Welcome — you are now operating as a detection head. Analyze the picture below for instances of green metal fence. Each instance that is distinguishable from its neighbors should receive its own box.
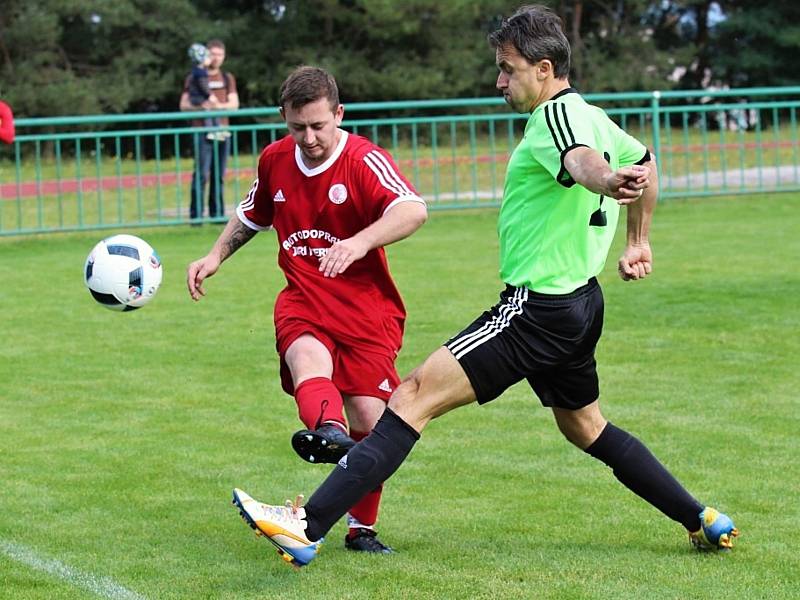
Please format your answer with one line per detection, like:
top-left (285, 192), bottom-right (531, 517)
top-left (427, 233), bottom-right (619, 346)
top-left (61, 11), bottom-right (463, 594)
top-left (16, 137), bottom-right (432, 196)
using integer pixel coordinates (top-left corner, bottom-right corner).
top-left (1, 87), bottom-right (798, 236)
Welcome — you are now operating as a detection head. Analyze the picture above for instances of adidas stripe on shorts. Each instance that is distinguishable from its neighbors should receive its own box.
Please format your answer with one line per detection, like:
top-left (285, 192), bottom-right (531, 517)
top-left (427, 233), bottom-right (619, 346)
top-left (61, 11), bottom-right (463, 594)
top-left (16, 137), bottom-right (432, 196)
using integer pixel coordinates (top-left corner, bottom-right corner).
top-left (445, 278), bottom-right (604, 410)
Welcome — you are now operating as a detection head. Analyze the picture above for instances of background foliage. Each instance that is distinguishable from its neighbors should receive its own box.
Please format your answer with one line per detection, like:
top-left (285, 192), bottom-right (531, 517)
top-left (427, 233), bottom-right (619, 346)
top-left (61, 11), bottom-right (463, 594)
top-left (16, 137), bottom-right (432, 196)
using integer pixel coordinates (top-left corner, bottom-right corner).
top-left (1, 1), bottom-right (796, 117)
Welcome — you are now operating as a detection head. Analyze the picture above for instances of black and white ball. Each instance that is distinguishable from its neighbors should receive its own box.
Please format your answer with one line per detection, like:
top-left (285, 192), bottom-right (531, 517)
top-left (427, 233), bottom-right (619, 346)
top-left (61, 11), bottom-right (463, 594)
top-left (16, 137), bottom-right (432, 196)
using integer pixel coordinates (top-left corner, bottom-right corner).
top-left (84, 234), bottom-right (163, 311)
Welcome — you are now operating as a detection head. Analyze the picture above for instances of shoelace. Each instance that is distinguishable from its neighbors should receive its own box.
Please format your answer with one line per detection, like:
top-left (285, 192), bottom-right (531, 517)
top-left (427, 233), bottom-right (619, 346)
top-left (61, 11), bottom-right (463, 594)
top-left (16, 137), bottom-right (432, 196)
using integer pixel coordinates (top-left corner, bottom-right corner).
top-left (260, 495), bottom-right (305, 525)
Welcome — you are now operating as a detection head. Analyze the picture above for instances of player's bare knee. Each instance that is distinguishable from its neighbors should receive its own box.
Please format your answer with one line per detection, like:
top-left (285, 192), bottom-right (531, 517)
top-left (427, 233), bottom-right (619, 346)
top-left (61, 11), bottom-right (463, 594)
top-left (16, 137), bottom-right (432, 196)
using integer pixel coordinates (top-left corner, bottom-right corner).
top-left (403, 365), bottom-right (424, 390)
top-left (552, 416), bottom-right (577, 446)
top-left (558, 423), bottom-right (592, 449)
top-left (387, 376), bottom-right (444, 431)
top-left (553, 403), bottom-right (606, 450)
top-left (387, 377), bottom-right (418, 410)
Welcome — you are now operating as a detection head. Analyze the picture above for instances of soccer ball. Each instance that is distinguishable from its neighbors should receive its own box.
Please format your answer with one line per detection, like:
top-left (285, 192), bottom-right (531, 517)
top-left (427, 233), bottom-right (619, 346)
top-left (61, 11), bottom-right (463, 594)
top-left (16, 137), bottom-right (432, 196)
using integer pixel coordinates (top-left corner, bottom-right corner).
top-left (84, 234), bottom-right (163, 311)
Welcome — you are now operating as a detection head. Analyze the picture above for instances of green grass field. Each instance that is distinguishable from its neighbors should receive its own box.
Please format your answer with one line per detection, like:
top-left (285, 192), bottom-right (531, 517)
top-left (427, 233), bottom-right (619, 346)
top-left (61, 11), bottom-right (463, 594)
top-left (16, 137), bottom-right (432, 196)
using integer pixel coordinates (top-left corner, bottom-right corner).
top-left (1, 194), bottom-right (798, 599)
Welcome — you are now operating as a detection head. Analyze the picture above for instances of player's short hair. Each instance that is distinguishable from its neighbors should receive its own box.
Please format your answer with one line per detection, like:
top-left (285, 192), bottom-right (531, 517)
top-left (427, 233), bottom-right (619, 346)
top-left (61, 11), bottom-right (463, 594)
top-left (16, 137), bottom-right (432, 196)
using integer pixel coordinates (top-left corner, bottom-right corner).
top-left (488, 4), bottom-right (571, 79)
top-left (207, 39), bottom-right (225, 51)
top-left (279, 66), bottom-right (340, 111)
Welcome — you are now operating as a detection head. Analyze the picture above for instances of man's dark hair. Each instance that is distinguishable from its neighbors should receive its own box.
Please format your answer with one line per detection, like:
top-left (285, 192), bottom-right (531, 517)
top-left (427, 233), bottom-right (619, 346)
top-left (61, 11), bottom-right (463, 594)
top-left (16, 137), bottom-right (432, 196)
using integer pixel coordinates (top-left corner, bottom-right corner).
top-left (488, 4), bottom-right (571, 78)
top-left (207, 39), bottom-right (225, 51)
top-left (279, 66), bottom-right (340, 110)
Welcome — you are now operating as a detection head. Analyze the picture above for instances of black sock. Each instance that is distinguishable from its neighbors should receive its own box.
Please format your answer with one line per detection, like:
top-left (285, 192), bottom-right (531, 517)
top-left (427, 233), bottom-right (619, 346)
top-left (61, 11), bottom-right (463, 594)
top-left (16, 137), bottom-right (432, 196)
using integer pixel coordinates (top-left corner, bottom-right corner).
top-left (304, 407), bottom-right (420, 541)
top-left (585, 422), bottom-right (703, 531)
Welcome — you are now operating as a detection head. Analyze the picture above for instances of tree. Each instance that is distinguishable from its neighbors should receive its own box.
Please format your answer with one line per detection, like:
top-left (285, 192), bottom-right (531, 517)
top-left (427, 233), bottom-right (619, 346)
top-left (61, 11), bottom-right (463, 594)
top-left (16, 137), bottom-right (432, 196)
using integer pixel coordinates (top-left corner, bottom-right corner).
top-left (558, 0), bottom-right (695, 93)
top-left (223, 0), bottom-right (510, 105)
top-left (710, 1), bottom-right (800, 87)
top-left (1, 0), bottom-right (796, 121)
top-left (0, 0), bottom-right (205, 117)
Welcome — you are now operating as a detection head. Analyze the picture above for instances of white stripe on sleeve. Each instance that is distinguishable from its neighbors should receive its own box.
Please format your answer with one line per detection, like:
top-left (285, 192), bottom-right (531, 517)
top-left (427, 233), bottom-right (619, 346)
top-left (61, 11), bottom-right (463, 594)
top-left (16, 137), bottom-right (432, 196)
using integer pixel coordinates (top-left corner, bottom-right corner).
top-left (235, 178), bottom-right (270, 231)
top-left (383, 196), bottom-right (426, 216)
top-left (368, 150), bottom-right (414, 195)
top-left (235, 204), bottom-right (271, 231)
top-left (238, 178), bottom-right (259, 211)
top-left (363, 152), bottom-right (406, 196)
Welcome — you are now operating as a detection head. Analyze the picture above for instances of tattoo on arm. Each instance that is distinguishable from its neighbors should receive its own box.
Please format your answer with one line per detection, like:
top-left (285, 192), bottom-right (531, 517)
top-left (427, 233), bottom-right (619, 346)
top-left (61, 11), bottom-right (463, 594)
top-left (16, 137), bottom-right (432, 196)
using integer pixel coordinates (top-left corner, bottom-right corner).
top-left (220, 220), bottom-right (257, 261)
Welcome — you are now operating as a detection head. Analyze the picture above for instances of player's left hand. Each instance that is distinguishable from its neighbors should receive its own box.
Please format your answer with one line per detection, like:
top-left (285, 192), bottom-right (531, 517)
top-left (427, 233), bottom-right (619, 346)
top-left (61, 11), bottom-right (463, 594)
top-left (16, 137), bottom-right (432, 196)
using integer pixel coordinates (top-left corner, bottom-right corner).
top-left (319, 237), bottom-right (370, 278)
top-left (618, 242), bottom-right (653, 281)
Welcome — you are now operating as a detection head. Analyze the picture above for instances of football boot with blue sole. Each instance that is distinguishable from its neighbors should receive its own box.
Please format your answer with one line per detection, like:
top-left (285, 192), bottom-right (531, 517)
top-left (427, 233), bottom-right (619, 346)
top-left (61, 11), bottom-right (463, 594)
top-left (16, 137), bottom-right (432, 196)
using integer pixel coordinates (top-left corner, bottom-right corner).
top-left (689, 507), bottom-right (739, 551)
top-left (232, 488), bottom-right (322, 567)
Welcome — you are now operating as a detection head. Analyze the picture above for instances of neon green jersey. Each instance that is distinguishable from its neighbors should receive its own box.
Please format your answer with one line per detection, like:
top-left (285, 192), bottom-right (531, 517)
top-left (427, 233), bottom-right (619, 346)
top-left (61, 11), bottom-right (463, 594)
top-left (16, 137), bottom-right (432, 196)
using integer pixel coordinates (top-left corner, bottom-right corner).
top-left (498, 88), bottom-right (648, 294)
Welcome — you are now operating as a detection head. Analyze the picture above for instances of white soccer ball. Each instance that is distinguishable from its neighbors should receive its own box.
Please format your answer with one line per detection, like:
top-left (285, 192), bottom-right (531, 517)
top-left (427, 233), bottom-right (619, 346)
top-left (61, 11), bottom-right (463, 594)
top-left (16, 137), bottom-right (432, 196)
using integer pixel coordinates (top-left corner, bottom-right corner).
top-left (84, 234), bottom-right (163, 311)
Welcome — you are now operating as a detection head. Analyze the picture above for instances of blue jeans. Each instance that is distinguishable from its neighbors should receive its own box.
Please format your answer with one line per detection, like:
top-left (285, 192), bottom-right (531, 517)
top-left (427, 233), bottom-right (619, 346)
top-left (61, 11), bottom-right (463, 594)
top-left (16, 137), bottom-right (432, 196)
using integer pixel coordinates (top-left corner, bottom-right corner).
top-left (190, 133), bottom-right (230, 220)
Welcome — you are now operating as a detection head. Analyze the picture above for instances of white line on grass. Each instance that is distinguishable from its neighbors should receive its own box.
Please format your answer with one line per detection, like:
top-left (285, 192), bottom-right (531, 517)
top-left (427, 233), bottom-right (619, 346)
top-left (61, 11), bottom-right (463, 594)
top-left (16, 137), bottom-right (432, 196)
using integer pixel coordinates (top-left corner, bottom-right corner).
top-left (0, 539), bottom-right (146, 600)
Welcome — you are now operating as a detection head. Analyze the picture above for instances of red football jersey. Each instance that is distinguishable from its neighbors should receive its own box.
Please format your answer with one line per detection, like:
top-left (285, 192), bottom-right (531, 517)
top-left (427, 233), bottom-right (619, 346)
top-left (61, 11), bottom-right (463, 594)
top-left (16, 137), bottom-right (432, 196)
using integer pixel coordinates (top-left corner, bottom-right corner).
top-left (237, 130), bottom-right (425, 354)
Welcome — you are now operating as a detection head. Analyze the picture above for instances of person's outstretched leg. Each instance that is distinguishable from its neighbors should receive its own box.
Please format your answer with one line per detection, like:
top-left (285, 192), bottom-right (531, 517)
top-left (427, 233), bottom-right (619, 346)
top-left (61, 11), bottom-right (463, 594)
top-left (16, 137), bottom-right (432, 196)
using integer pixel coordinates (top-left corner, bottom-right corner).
top-left (554, 402), bottom-right (737, 549)
top-left (346, 430), bottom-right (384, 533)
top-left (233, 346), bottom-right (476, 564)
top-left (303, 406), bottom-right (418, 541)
top-left (232, 404), bottom-right (419, 565)
top-left (303, 347), bottom-right (476, 540)
top-left (343, 395), bottom-right (394, 553)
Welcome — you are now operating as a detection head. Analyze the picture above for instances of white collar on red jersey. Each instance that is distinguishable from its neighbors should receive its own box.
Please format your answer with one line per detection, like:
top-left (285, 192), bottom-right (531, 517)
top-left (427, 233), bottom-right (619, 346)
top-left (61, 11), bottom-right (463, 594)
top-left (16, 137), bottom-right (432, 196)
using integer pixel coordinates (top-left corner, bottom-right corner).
top-left (294, 129), bottom-right (349, 177)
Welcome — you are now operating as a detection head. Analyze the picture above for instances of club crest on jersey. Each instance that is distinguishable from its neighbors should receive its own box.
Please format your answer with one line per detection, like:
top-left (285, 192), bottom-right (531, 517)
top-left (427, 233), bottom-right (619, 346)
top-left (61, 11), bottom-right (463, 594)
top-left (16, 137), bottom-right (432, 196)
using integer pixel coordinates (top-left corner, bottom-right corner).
top-left (328, 183), bottom-right (348, 205)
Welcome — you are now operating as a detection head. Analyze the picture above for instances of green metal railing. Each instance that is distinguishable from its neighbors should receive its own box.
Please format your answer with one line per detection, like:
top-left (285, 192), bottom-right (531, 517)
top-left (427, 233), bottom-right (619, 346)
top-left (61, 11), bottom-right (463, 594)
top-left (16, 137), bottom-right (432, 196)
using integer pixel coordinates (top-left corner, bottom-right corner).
top-left (1, 87), bottom-right (799, 235)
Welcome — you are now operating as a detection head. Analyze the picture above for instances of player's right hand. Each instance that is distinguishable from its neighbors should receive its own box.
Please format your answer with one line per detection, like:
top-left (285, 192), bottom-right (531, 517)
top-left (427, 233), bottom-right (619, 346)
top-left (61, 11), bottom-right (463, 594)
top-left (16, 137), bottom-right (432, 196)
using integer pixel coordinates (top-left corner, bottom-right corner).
top-left (186, 255), bottom-right (220, 301)
top-left (606, 165), bottom-right (649, 204)
top-left (318, 237), bottom-right (370, 278)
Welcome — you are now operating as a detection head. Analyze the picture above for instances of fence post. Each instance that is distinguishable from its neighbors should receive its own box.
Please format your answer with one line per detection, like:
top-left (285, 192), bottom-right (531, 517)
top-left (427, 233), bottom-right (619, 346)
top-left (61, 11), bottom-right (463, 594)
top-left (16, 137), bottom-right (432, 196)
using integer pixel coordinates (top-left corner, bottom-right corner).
top-left (651, 90), bottom-right (662, 165)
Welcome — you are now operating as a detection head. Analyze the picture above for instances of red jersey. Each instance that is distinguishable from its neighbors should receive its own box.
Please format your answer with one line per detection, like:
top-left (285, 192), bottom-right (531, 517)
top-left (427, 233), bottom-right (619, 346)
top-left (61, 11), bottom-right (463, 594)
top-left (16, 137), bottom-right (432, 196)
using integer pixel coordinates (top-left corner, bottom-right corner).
top-left (0, 101), bottom-right (14, 145)
top-left (236, 130), bottom-right (424, 354)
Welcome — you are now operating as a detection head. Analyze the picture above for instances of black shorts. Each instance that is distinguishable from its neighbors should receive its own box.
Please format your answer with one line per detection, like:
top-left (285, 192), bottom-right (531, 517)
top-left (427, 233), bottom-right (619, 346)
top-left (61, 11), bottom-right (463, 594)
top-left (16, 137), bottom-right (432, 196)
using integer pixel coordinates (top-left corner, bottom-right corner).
top-left (444, 278), bottom-right (604, 410)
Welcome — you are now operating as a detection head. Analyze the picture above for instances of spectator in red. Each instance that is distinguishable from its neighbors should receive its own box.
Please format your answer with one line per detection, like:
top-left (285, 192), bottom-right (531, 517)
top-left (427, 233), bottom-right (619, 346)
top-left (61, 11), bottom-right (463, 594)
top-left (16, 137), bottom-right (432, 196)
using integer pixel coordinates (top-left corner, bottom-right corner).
top-left (0, 100), bottom-right (14, 144)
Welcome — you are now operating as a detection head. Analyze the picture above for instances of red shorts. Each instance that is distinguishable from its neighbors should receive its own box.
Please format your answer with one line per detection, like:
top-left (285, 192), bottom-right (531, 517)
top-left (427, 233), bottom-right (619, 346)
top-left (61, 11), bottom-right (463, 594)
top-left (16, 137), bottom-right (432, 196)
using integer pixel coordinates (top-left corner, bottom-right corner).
top-left (276, 319), bottom-right (401, 400)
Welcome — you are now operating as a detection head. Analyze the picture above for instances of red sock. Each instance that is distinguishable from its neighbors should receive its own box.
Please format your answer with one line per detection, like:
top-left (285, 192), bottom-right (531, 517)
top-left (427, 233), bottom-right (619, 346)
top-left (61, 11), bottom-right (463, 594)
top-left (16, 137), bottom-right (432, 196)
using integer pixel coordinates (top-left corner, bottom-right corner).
top-left (347, 429), bottom-right (384, 533)
top-left (294, 377), bottom-right (346, 431)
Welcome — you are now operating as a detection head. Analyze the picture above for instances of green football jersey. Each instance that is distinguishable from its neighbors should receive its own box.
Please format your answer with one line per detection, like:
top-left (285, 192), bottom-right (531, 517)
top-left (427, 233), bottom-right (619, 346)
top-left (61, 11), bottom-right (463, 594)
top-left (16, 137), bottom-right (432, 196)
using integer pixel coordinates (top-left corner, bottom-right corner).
top-left (498, 88), bottom-right (648, 294)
